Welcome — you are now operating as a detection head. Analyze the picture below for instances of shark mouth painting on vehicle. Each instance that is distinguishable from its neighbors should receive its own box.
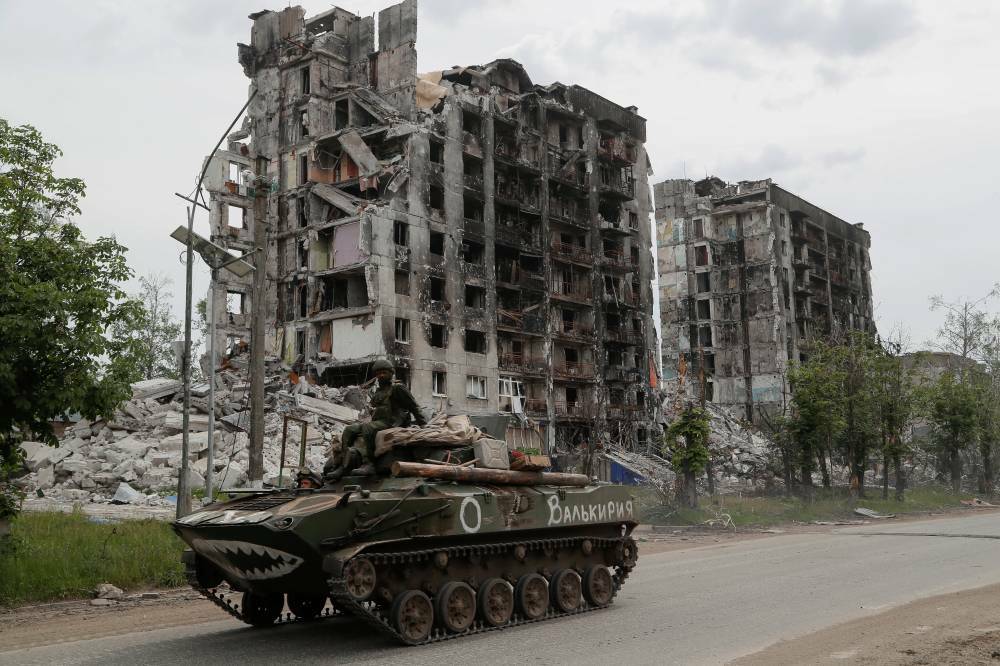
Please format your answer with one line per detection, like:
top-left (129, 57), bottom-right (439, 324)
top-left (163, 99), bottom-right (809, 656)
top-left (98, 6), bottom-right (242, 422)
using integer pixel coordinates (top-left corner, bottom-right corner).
top-left (193, 538), bottom-right (304, 580)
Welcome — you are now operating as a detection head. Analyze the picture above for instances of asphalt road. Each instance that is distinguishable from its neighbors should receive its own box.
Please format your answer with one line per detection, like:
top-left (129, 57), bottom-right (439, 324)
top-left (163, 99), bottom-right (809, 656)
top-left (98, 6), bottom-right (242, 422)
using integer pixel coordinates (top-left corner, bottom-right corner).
top-left (3, 512), bottom-right (1000, 666)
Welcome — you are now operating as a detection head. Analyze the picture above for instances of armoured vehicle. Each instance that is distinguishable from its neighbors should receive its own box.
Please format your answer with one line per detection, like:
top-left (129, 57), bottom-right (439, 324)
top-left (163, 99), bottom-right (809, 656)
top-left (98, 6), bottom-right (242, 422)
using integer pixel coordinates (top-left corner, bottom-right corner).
top-left (174, 459), bottom-right (638, 644)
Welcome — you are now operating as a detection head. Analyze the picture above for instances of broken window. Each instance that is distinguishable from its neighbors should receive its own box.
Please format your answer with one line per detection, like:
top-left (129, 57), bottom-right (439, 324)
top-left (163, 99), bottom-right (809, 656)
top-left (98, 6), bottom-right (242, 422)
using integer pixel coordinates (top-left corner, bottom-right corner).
top-left (699, 325), bottom-right (713, 348)
top-left (227, 205), bottom-right (246, 229)
top-left (564, 347), bottom-right (579, 364)
top-left (697, 299), bottom-right (711, 319)
top-left (430, 276), bottom-right (446, 301)
top-left (393, 220), bottom-right (408, 246)
top-left (466, 375), bottom-right (487, 400)
top-left (429, 139), bottom-right (444, 164)
top-left (779, 212), bottom-right (786, 228)
top-left (781, 240), bottom-right (787, 256)
top-left (693, 219), bottom-right (704, 239)
top-left (298, 154), bottom-right (308, 186)
top-left (297, 200), bottom-right (307, 228)
top-left (696, 272), bottom-right (711, 293)
top-left (334, 99), bottom-right (349, 130)
top-left (630, 246), bottom-right (640, 266)
top-left (300, 111), bottom-right (309, 139)
top-left (226, 291), bottom-right (245, 315)
top-left (464, 330), bottom-right (487, 354)
top-left (629, 211), bottom-right (639, 230)
top-left (432, 371), bottom-right (447, 396)
top-left (694, 245), bottom-right (709, 267)
top-left (300, 66), bottom-right (310, 95)
top-left (429, 231), bottom-right (445, 256)
top-left (462, 110), bottom-right (481, 136)
top-left (395, 318), bottom-right (410, 343)
top-left (429, 323), bottom-right (446, 348)
top-left (395, 270), bottom-right (410, 295)
top-left (465, 284), bottom-right (486, 309)
top-left (228, 162), bottom-right (242, 184)
top-left (463, 197), bottom-right (483, 222)
top-left (462, 240), bottom-right (484, 265)
top-left (429, 185), bottom-right (445, 215)
top-left (498, 376), bottom-right (525, 412)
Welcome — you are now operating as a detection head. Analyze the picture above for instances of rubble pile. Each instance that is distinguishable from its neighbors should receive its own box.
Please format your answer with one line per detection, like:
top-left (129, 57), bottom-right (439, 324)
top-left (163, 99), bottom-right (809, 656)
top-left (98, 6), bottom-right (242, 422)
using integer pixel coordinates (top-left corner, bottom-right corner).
top-left (13, 360), bottom-right (369, 508)
top-left (661, 397), bottom-right (776, 491)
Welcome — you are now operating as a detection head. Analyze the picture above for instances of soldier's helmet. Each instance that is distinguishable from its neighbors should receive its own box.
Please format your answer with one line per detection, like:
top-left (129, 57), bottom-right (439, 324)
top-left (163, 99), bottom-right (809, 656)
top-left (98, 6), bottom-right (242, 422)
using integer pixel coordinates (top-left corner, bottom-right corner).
top-left (372, 358), bottom-right (394, 374)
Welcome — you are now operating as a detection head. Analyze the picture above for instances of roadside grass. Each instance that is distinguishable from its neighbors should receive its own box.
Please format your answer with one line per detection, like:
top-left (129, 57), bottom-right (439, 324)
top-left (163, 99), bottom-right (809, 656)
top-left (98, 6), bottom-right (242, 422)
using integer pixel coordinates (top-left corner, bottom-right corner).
top-left (0, 510), bottom-right (186, 607)
top-left (636, 485), bottom-right (972, 528)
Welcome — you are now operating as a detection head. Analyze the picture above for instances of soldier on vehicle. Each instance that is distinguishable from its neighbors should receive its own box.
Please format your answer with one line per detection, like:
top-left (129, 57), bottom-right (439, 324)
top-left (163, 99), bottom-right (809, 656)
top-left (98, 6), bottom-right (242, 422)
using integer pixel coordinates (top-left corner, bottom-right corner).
top-left (324, 358), bottom-right (426, 481)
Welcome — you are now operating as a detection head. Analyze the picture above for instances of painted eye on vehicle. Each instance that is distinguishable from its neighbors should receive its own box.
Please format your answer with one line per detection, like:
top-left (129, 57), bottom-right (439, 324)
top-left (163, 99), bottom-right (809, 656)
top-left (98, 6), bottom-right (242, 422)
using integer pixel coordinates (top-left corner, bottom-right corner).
top-left (272, 517), bottom-right (294, 530)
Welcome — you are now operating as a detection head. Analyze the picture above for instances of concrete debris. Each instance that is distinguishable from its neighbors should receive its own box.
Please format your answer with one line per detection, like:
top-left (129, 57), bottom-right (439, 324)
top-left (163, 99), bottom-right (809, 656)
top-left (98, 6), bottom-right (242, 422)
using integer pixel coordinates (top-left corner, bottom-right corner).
top-left (854, 507), bottom-right (896, 519)
top-left (95, 583), bottom-right (125, 600)
top-left (89, 598), bottom-right (115, 607)
top-left (13, 350), bottom-right (377, 510)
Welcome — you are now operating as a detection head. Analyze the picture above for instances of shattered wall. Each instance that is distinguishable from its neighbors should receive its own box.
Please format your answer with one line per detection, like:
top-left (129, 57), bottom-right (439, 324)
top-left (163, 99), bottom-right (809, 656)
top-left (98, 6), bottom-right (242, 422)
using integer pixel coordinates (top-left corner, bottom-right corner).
top-left (205, 1), bottom-right (657, 462)
top-left (654, 177), bottom-right (875, 423)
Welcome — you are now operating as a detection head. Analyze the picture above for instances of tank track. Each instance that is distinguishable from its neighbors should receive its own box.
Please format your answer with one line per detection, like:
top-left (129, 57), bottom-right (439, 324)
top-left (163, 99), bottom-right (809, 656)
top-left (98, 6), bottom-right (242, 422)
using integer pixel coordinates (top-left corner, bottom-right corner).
top-left (184, 562), bottom-right (343, 626)
top-left (327, 535), bottom-right (636, 645)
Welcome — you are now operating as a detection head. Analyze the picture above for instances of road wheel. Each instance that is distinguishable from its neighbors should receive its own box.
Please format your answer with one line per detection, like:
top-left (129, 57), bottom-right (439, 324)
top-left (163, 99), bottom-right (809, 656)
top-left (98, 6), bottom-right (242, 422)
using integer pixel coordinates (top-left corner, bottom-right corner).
top-left (435, 581), bottom-right (476, 633)
top-left (287, 594), bottom-right (326, 620)
top-left (550, 569), bottom-right (582, 613)
top-left (241, 592), bottom-right (283, 627)
top-left (478, 578), bottom-right (514, 627)
top-left (515, 573), bottom-right (548, 620)
top-left (343, 557), bottom-right (377, 601)
top-left (583, 565), bottom-right (614, 606)
top-left (391, 590), bottom-right (434, 644)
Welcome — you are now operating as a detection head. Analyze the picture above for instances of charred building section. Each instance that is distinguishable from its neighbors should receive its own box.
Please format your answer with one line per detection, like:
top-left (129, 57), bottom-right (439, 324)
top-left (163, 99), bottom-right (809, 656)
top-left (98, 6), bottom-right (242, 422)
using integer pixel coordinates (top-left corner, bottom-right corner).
top-left (202, 1), bottom-right (656, 463)
top-left (655, 177), bottom-right (874, 423)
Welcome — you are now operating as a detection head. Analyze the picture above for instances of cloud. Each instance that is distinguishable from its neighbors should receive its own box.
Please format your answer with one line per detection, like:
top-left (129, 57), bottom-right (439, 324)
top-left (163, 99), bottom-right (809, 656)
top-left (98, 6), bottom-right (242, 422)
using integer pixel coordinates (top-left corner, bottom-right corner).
top-left (715, 145), bottom-right (805, 180)
top-left (820, 148), bottom-right (866, 168)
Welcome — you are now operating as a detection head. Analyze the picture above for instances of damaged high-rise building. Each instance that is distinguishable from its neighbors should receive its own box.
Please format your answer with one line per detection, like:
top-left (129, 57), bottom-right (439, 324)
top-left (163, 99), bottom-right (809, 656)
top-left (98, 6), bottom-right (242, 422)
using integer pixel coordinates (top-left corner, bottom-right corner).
top-left (655, 177), bottom-right (874, 422)
top-left (199, 1), bottom-right (657, 465)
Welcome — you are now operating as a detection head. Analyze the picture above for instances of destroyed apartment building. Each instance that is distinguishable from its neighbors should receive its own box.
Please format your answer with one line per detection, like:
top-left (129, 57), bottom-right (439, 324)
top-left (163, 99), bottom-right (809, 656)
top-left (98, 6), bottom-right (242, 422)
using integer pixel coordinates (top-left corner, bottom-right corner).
top-left (200, 0), bottom-right (657, 460)
top-left (655, 177), bottom-right (875, 423)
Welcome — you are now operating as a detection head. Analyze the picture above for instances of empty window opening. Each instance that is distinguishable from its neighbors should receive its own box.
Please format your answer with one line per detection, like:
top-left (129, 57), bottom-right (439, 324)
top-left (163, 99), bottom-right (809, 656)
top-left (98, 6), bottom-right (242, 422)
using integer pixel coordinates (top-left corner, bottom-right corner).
top-left (630, 246), bottom-right (640, 266)
top-left (629, 211), bottom-right (639, 230)
top-left (696, 272), bottom-right (711, 293)
top-left (318, 274), bottom-right (368, 311)
top-left (297, 200), bottom-right (308, 228)
top-left (699, 325), bottom-right (713, 348)
top-left (462, 240), bottom-right (484, 265)
top-left (226, 291), bottom-right (245, 315)
top-left (558, 124), bottom-right (568, 145)
top-left (697, 299), bottom-right (711, 319)
top-left (430, 323), bottom-right (446, 348)
top-left (693, 219), bottom-right (704, 239)
top-left (395, 270), bottom-right (410, 296)
top-left (463, 197), bottom-right (483, 221)
top-left (564, 347), bottom-right (579, 364)
top-left (462, 110), bottom-right (481, 135)
top-left (300, 67), bottom-right (310, 95)
top-left (432, 371), bottom-right (447, 396)
top-left (429, 139), bottom-right (444, 164)
top-left (463, 154), bottom-right (482, 178)
top-left (429, 231), bottom-right (445, 256)
top-left (393, 220), bottom-right (408, 246)
top-left (695, 245), bottom-right (709, 266)
top-left (334, 98), bottom-right (349, 130)
top-left (395, 318), bottom-right (410, 343)
top-left (430, 276), bottom-right (446, 301)
top-left (227, 205), bottom-right (246, 229)
top-left (298, 283), bottom-right (308, 319)
top-left (608, 349), bottom-right (623, 366)
top-left (466, 374), bottom-right (487, 399)
top-left (228, 162), bottom-right (242, 184)
top-left (300, 111), bottom-right (309, 138)
top-left (429, 185), bottom-right (445, 214)
top-left (298, 154), bottom-right (308, 186)
top-left (465, 284), bottom-right (486, 309)
top-left (565, 386), bottom-right (578, 404)
top-left (465, 330), bottom-right (487, 354)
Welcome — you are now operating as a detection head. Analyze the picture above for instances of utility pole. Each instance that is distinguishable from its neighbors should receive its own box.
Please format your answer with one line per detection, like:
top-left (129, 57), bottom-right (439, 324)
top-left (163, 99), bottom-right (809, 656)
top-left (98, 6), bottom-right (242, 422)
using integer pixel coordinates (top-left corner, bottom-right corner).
top-left (205, 268), bottom-right (217, 501)
top-left (248, 178), bottom-right (267, 485)
top-left (177, 205), bottom-right (196, 519)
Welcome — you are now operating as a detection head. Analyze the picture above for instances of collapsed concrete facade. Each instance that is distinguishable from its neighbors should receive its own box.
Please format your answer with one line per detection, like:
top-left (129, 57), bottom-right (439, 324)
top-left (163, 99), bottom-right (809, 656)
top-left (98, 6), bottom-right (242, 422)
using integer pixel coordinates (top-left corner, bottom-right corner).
top-left (201, 1), bottom-right (657, 466)
top-left (655, 177), bottom-right (874, 422)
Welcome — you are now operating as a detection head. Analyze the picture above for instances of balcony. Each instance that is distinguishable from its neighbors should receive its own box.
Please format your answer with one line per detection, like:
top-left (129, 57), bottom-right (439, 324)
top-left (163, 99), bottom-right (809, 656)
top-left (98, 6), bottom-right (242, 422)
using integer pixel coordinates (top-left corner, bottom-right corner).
top-left (598, 215), bottom-right (630, 235)
top-left (598, 168), bottom-right (634, 199)
top-left (554, 320), bottom-right (595, 342)
top-left (606, 404), bottom-right (642, 420)
top-left (551, 281), bottom-right (592, 304)
top-left (497, 310), bottom-right (546, 336)
top-left (554, 401), bottom-right (596, 419)
top-left (548, 198), bottom-right (589, 230)
top-left (600, 249), bottom-right (631, 272)
top-left (523, 399), bottom-right (548, 417)
top-left (551, 241), bottom-right (593, 265)
top-left (602, 289), bottom-right (640, 308)
top-left (462, 217), bottom-right (485, 240)
top-left (605, 328), bottom-right (644, 346)
top-left (553, 361), bottom-right (594, 380)
top-left (598, 136), bottom-right (637, 165)
top-left (498, 352), bottom-right (546, 376)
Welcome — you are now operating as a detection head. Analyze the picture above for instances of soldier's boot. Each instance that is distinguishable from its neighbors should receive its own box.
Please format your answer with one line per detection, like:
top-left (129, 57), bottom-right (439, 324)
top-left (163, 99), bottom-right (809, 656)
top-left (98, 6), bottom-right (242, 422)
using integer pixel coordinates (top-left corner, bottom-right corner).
top-left (350, 460), bottom-right (376, 476)
top-left (324, 449), bottom-right (361, 483)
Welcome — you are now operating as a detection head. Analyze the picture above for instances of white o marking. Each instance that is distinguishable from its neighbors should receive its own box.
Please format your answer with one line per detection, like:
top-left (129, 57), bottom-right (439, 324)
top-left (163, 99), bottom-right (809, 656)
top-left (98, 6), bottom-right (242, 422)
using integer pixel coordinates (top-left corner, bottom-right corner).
top-left (459, 496), bottom-right (482, 533)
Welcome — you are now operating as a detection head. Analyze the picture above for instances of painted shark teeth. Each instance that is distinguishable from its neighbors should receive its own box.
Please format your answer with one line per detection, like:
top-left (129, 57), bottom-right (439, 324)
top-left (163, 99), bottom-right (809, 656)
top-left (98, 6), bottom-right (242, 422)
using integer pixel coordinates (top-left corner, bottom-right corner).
top-left (191, 538), bottom-right (304, 580)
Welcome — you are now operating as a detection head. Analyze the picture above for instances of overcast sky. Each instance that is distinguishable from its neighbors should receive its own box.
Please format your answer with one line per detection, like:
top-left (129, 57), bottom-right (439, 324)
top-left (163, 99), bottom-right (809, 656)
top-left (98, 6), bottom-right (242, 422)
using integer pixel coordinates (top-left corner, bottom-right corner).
top-left (2, 0), bottom-right (998, 349)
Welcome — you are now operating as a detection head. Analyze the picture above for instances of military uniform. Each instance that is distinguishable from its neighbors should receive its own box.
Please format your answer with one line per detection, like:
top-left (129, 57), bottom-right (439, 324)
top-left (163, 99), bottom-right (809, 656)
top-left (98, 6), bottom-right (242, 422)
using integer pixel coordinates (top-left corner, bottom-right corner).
top-left (341, 381), bottom-right (426, 465)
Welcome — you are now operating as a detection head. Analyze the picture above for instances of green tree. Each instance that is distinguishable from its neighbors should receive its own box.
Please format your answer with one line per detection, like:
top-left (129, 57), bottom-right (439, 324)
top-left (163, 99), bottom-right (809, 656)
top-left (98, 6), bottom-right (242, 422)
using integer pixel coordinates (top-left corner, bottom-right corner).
top-left (871, 337), bottom-right (917, 501)
top-left (928, 371), bottom-right (979, 493)
top-left (788, 340), bottom-right (846, 498)
top-left (0, 119), bottom-right (142, 517)
top-left (113, 273), bottom-right (182, 380)
top-left (663, 405), bottom-right (710, 508)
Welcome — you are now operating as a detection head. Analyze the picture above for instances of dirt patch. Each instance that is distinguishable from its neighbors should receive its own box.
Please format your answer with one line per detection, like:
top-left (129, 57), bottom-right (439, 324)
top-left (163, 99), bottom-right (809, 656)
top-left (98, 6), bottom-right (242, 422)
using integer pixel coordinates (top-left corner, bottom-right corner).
top-left (736, 583), bottom-right (1000, 665)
